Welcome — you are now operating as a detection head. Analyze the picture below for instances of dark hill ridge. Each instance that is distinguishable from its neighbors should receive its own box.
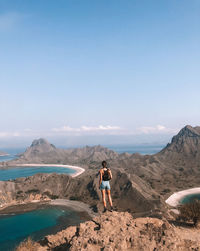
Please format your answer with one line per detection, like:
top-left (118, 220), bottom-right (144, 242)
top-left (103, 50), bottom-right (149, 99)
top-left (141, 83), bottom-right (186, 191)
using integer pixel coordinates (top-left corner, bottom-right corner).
top-left (31, 138), bottom-right (56, 149)
top-left (157, 125), bottom-right (200, 162)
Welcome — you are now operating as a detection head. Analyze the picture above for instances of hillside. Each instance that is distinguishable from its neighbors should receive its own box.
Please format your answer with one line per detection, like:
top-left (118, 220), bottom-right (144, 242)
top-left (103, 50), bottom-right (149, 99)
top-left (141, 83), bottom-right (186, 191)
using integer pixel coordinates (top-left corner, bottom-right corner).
top-left (1, 125), bottom-right (200, 212)
top-left (158, 125), bottom-right (200, 163)
top-left (2, 139), bottom-right (118, 167)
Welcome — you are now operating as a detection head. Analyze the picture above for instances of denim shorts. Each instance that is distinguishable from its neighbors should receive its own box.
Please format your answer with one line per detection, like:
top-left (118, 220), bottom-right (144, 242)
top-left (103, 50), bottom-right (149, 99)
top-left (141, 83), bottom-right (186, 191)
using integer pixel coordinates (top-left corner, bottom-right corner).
top-left (100, 180), bottom-right (110, 190)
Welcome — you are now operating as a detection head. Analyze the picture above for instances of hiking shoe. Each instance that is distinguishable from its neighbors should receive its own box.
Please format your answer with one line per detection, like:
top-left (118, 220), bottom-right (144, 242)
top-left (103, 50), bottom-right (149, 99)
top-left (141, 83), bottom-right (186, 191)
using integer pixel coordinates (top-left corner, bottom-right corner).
top-left (110, 206), bottom-right (114, 212)
top-left (103, 207), bottom-right (107, 213)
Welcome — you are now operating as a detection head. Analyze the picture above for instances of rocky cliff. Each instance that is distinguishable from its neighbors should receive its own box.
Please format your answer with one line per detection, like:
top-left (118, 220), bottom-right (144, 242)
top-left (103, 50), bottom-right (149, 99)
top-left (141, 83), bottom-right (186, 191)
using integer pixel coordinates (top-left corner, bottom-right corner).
top-left (17, 211), bottom-right (200, 251)
top-left (158, 125), bottom-right (200, 162)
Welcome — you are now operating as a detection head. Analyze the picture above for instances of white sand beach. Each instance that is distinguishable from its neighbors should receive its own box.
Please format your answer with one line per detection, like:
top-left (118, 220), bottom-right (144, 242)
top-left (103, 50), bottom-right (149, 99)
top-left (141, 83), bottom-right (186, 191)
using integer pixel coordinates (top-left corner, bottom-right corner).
top-left (50, 199), bottom-right (98, 218)
top-left (165, 187), bottom-right (200, 207)
top-left (15, 164), bottom-right (85, 178)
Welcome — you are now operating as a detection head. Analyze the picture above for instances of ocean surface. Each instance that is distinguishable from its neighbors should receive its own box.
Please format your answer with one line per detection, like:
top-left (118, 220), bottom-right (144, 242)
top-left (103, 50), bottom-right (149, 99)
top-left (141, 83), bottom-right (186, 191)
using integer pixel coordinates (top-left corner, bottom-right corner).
top-left (0, 165), bottom-right (76, 181)
top-left (107, 144), bottom-right (165, 154)
top-left (0, 205), bottom-right (86, 251)
top-left (180, 194), bottom-right (200, 204)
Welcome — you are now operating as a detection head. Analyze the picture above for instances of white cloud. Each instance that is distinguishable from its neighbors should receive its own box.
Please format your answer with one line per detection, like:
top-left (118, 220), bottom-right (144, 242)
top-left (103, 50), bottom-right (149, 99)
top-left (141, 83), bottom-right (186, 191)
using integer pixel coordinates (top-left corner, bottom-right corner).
top-left (81, 125), bottom-right (121, 131)
top-left (136, 125), bottom-right (178, 135)
top-left (0, 131), bottom-right (20, 137)
top-left (52, 125), bottom-right (121, 134)
top-left (0, 125), bottom-right (178, 139)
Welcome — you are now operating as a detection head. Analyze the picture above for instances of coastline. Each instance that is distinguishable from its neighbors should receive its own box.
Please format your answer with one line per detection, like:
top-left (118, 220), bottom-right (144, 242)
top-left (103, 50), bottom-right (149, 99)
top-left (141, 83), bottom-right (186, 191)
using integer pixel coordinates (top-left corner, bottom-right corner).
top-left (165, 187), bottom-right (200, 207)
top-left (0, 199), bottom-right (97, 219)
top-left (49, 199), bottom-right (98, 218)
top-left (14, 164), bottom-right (85, 178)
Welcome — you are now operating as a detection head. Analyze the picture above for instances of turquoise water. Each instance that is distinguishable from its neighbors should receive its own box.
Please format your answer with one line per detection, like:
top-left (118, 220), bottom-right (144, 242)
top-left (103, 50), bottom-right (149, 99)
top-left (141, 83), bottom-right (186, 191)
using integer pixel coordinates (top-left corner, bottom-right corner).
top-left (0, 166), bottom-right (76, 181)
top-left (181, 194), bottom-right (200, 204)
top-left (0, 206), bottom-right (84, 251)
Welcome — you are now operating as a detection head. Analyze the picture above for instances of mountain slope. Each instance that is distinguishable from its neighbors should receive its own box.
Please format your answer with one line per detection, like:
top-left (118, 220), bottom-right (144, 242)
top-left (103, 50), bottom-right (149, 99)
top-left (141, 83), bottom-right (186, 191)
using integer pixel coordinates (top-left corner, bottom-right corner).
top-left (5, 139), bottom-right (118, 166)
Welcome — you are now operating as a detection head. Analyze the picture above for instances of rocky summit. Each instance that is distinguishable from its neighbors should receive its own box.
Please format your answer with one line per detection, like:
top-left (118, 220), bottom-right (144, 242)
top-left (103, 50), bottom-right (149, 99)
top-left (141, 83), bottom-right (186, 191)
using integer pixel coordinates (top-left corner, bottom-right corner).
top-left (18, 211), bottom-right (200, 251)
top-left (158, 125), bottom-right (200, 161)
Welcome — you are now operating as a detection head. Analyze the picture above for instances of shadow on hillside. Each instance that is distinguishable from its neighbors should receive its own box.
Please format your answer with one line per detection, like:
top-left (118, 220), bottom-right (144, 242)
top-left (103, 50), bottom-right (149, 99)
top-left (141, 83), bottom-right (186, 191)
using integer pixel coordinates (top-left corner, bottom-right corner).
top-left (169, 220), bottom-right (194, 228)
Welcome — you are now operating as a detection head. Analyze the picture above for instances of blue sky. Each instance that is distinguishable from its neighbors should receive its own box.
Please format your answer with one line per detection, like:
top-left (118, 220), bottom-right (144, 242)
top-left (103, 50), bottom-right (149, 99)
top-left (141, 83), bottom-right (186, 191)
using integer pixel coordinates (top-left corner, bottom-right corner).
top-left (0, 0), bottom-right (200, 147)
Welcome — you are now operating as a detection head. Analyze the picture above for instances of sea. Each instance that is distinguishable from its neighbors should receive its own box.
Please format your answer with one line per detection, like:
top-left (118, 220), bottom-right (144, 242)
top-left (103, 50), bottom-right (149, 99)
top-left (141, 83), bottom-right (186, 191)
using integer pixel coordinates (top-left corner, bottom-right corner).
top-left (0, 205), bottom-right (87, 251)
top-left (180, 194), bottom-right (200, 204)
top-left (0, 144), bottom-right (165, 251)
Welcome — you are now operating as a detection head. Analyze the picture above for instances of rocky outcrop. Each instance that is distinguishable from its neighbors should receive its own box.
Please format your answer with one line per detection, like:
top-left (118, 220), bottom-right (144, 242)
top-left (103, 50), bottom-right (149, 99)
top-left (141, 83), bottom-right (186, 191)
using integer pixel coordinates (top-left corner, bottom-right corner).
top-left (158, 125), bottom-right (200, 162)
top-left (18, 211), bottom-right (200, 251)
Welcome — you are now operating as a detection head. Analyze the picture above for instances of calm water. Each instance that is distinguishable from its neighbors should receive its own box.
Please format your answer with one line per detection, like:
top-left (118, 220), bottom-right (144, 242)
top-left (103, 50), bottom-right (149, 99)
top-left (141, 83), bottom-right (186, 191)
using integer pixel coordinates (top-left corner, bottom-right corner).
top-left (0, 205), bottom-right (85, 251)
top-left (107, 144), bottom-right (164, 154)
top-left (181, 194), bottom-right (200, 204)
top-left (0, 166), bottom-right (76, 181)
top-left (0, 148), bottom-right (25, 162)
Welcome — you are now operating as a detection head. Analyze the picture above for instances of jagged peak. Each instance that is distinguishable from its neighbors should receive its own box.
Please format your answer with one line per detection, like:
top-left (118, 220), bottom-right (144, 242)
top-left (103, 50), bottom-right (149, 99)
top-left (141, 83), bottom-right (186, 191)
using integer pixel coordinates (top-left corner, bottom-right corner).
top-left (31, 138), bottom-right (56, 148)
top-left (172, 125), bottom-right (200, 142)
top-left (158, 125), bottom-right (200, 158)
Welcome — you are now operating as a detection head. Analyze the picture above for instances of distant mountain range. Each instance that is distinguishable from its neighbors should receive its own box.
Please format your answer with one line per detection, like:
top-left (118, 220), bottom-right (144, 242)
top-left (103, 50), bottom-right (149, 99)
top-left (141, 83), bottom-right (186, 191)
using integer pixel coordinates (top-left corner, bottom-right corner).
top-left (1, 125), bottom-right (200, 216)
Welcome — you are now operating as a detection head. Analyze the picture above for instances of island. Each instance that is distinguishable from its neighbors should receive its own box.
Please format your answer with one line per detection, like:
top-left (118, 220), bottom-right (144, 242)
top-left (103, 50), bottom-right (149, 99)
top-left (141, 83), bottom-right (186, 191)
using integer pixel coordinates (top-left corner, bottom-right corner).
top-left (0, 151), bottom-right (9, 157)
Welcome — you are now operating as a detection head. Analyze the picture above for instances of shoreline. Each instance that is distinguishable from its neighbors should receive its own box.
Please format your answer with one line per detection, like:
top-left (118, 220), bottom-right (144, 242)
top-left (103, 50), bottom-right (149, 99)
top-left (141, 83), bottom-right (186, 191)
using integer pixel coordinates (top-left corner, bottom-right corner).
top-left (0, 199), bottom-right (97, 219)
top-left (14, 164), bottom-right (85, 178)
top-left (49, 199), bottom-right (98, 218)
top-left (165, 187), bottom-right (200, 207)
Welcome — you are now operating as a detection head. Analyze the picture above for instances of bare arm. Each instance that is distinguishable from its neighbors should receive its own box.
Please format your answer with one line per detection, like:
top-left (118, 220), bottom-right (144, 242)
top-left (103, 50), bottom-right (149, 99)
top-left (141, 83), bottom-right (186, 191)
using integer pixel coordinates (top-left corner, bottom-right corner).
top-left (99, 170), bottom-right (102, 187)
top-left (108, 169), bottom-right (112, 179)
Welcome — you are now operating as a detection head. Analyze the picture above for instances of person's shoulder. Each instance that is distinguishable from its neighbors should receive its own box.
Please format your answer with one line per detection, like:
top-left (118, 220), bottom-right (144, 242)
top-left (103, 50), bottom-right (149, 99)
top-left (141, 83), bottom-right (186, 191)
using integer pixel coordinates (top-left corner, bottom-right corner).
top-left (99, 168), bottom-right (103, 173)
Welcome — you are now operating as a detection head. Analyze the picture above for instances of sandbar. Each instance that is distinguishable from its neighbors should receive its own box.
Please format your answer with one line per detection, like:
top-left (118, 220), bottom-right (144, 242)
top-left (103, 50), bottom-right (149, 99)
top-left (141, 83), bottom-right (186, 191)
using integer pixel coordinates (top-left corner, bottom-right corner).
top-left (165, 187), bottom-right (200, 207)
top-left (15, 164), bottom-right (85, 177)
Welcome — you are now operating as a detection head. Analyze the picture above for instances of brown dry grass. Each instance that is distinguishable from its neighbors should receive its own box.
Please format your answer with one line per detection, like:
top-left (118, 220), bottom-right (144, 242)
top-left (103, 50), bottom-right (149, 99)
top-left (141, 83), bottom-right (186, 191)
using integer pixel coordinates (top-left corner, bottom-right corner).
top-left (15, 237), bottom-right (39, 251)
top-left (178, 200), bottom-right (200, 226)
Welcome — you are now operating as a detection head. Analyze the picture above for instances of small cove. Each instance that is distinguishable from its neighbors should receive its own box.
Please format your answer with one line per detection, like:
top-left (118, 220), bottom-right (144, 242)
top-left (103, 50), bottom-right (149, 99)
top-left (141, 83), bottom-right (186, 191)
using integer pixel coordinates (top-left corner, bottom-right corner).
top-left (0, 204), bottom-right (89, 251)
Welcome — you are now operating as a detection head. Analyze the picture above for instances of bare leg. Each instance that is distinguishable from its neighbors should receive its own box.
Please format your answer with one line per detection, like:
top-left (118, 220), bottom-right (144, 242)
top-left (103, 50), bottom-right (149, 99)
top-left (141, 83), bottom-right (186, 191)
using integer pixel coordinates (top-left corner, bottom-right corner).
top-left (101, 189), bottom-right (106, 208)
top-left (106, 189), bottom-right (113, 207)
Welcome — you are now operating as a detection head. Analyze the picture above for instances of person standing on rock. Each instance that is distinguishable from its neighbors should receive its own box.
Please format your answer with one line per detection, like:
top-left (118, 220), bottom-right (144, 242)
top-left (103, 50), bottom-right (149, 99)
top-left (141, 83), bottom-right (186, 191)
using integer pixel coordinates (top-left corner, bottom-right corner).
top-left (99, 160), bottom-right (113, 212)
